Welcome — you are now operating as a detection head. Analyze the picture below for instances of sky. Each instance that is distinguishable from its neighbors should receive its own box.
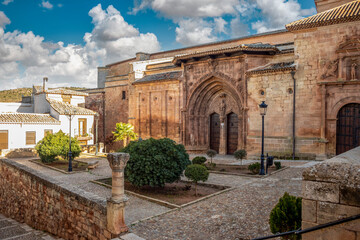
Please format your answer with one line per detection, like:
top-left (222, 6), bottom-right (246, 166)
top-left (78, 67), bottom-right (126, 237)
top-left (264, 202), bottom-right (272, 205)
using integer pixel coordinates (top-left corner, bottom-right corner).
top-left (0, 0), bottom-right (316, 90)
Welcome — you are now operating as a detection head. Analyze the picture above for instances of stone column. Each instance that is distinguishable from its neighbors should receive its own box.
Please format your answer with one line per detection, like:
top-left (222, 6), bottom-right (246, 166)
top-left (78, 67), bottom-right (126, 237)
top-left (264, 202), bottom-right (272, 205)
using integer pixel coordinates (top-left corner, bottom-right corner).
top-left (106, 152), bottom-right (129, 235)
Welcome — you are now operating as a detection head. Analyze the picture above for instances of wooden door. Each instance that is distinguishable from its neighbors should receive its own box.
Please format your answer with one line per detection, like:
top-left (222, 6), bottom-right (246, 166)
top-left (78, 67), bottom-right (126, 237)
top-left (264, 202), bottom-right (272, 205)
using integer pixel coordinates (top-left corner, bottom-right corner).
top-left (210, 113), bottom-right (220, 153)
top-left (336, 103), bottom-right (360, 155)
top-left (227, 113), bottom-right (238, 154)
top-left (0, 130), bottom-right (8, 149)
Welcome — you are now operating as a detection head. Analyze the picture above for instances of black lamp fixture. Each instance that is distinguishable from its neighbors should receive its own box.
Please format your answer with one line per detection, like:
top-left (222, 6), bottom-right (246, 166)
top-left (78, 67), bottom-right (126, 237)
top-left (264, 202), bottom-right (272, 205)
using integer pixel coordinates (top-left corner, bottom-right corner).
top-left (65, 109), bottom-right (77, 172)
top-left (259, 101), bottom-right (268, 175)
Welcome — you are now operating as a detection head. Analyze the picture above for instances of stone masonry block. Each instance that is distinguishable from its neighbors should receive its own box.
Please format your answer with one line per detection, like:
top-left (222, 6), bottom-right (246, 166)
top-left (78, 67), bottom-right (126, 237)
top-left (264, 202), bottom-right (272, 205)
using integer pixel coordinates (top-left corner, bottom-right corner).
top-left (302, 226), bottom-right (356, 240)
top-left (317, 201), bottom-right (360, 224)
top-left (302, 199), bottom-right (317, 223)
top-left (340, 185), bottom-right (360, 207)
top-left (302, 181), bottom-right (339, 203)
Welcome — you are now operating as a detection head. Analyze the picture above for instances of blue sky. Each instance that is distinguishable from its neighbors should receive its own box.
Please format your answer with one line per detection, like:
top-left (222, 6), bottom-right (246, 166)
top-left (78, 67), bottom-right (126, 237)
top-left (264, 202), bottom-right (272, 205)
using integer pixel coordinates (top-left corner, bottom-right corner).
top-left (0, 0), bottom-right (316, 90)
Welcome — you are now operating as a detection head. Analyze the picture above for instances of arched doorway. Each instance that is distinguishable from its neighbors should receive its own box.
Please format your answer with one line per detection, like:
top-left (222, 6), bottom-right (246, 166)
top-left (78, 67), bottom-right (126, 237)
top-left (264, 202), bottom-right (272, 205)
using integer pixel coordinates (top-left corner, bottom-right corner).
top-left (336, 103), bottom-right (360, 154)
top-left (227, 112), bottom-right (238, 154)
top-left (210, 113), bottom-right (220, 152)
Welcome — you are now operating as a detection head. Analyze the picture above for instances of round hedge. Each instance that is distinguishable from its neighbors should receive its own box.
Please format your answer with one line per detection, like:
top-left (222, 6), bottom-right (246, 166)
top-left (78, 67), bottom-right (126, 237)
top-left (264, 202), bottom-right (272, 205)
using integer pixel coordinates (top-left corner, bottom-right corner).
top-left (120, 138), bottom-right (191, 187)
top-left (184, 164), bottom-right (209, 183)
top-left (192, 156), bottom-right (207, 165)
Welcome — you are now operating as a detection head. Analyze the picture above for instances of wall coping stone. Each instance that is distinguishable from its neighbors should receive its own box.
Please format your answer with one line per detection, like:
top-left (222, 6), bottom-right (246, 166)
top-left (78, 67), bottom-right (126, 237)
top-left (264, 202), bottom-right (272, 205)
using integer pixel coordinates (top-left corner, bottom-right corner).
top-left (0, 158), bottom-right (107, 214)
top-left (303, 147), bottom-right (360, 187)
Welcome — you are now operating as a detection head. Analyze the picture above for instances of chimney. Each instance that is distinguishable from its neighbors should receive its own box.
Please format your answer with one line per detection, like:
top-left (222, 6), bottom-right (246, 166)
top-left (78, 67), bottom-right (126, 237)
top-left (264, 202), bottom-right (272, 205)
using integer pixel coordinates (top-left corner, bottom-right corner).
top-left (43, 77), bottom-right (48, 92)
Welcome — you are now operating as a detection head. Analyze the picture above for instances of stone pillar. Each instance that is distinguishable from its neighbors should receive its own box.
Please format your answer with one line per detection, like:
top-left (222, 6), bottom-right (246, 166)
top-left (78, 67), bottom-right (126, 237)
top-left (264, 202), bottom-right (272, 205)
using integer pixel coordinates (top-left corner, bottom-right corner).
top-left (106, 152), bottom-right (129, 235)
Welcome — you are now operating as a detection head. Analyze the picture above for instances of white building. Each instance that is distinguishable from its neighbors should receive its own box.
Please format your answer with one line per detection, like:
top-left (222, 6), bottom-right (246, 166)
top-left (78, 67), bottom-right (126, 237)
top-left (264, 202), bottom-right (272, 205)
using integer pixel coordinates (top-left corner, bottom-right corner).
top-left (0, 85), bottom-right (96, 156)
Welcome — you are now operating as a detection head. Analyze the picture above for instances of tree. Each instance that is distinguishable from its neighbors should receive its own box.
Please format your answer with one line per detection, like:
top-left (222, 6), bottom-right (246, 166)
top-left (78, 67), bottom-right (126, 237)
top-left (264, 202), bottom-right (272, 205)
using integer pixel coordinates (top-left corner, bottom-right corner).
top-left (184, 164), bottom-right (209, 196)
top-left (269, 192), bottom-right (302, 240)
top-left (206, 149), bottom-right (217, 164)
top-left (234, 149), bottom-right (247, 165)
top-left (35, 131), bottom-right (81, 163)
top-left (112, 122), bottom-right (138, 147)
top-left (192, 156), bottom-right (207, 165)
top-left (120, 138), bottom-right (191, 187)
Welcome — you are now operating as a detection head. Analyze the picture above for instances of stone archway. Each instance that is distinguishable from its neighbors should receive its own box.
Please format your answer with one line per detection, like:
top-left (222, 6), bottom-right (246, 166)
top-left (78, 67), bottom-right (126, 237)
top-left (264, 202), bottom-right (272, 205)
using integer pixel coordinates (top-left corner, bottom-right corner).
top-left (336, 103), bottom-right (360, 155)
top-left (184, 76), bottom-right (244, 154)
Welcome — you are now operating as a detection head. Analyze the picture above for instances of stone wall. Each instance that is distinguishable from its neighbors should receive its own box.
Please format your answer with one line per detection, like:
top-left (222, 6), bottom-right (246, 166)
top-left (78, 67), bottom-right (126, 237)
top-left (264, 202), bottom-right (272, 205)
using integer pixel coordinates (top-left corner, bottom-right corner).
top-left (85, 89), bottom-right (105, 144)
top-left (301, 146), bottom-right (360, 239)
top-left (292, 21), bottom-right (360, 157)
top-left (0, 159), bottom-right (115, 240)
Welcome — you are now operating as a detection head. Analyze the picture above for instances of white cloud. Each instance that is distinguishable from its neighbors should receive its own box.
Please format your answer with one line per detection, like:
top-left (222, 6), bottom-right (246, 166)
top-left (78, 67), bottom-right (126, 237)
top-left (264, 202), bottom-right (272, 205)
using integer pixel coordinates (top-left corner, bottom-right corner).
top-left (0, 6), bottom-right (160, 90)
top-left (0, 11), bottom-right (10, 28)
top-left (252, 0), bottom-right (316, 33)
top-left (175, 18), bottom-right (218, 46)
top-left (134, 0), bottom-right (239, 18)
top-left (40, 0), bottom-right (53, 10)
top-left (214, 18), bottom-right (227, 34)
top-left (2, 0), bottom-right (14, 5)
top-left (230, 17), bottom-right (249, 37)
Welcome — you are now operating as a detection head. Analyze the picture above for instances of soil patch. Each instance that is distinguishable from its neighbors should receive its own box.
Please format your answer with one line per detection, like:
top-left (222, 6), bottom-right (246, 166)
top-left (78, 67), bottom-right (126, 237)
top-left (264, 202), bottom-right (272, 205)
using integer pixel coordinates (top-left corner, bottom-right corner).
top-left (31, 159), bottom-right (88, 173)
top-left (207, 163), bottom-right (278, 175)
top-left (95, 178), bottom-right (229, 206)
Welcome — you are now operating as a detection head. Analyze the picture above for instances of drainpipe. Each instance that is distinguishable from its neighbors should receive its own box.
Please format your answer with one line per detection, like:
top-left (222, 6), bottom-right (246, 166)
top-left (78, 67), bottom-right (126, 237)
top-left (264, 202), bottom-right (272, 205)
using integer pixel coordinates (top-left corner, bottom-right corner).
top-left (291, 71), bottom-right (296, 160)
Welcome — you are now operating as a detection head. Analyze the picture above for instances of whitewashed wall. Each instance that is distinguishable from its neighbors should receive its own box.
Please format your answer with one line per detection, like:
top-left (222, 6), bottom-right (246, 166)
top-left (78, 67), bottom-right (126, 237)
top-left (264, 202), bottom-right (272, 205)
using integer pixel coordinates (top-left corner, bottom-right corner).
top-left (131, 57), bottom-right (173, 79)
top-left (0, 103), bottom-right (34, 113)
top-left (0, 123), bottom-right (61, 149)
top-left (58, 115), bottom-right (94, 145)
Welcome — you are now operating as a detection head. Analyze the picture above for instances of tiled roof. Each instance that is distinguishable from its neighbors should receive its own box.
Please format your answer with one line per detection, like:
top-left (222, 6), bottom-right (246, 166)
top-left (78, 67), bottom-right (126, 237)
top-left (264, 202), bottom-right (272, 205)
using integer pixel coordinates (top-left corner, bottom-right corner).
top-left (133, 71), bottom-right (182, 84)
top-left (286, 0), bottom-right (360, 31)
top-left (173, 43), bottom-right (278, 65)
top-left (0, 113), bottom-right (60, 124)
top-left (247, 61), bottom-right (296, 75)
top-left (47, 98), bottom-right (96, 115)
top-left (33, 86), bottom-right (88, 96)
top-left (46, 88), bottom-right (88, 96)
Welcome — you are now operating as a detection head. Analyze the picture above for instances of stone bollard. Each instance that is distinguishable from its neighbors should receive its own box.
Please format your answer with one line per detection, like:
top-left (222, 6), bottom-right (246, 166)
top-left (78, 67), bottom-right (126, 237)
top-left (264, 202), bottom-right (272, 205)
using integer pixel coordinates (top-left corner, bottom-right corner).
top-left (106, 152), bottom-right (130, 235)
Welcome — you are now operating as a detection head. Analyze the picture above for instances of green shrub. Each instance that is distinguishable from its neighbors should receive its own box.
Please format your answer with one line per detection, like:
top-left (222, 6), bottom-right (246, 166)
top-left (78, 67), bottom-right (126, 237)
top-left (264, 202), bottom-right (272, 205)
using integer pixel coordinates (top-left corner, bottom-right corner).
top-left (206, 149), bottom-right (217, 164)
top-left (35, 131), bottom-right (81, 163)
top-left (192, 156), bottom-right (207, 165)
top-left (184, 164), bottom-right (209, 196)
top-left (248, 162), bottom-right (261, 174)
top-left (234, 149), bottom-right (246, 165)
top-left (120, 138), bottom-right (191, 187)
top-left (269, 192), bottom-right (302, 240)
top-left (275, 161), bottom-right (282, 170)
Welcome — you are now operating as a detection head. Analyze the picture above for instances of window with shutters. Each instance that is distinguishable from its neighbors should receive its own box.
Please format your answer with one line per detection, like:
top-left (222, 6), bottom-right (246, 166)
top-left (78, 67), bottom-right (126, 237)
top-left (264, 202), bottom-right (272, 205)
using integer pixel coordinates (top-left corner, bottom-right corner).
top-left (0, 130), bottom-right (8, 149)
top-left (26, 131), bottom-right (36, 145)
top-left (78, 118), bottom-right (87, 137)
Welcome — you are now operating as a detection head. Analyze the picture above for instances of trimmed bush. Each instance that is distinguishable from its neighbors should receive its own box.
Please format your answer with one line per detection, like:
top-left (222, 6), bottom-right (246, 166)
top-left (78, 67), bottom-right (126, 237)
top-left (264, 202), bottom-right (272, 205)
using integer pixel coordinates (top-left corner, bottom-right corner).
top-left (269, 192), bottom-right (302, 240)
top-left (35, 130), bottom-right (81, 163)
top-left (206, 149), bottom-right (217, 164)
top-left (184, 164), bottom-right (209, 196)
top-left (192, 156), bottom-right (207, 165)
top-left (120, 138), bottom-right (191, 187)
top-left (275, 161), bottom-right (282, 170)
top-left (234, 149), bottom-right (246, 165)
top-left (248, 162), bottom-right (261, 174)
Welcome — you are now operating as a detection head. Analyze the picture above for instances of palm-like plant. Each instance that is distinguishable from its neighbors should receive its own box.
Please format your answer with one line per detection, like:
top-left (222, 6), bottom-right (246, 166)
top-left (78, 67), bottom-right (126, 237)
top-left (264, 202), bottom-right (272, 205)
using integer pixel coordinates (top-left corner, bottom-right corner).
top-left (112, 122), bottom-right (138, 147)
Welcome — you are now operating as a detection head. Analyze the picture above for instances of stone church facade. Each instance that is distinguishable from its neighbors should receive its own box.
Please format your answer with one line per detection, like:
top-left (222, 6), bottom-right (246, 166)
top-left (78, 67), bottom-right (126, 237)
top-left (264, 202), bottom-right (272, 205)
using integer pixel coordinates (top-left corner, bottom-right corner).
top-left (86, 0), bottom-right (360, 159)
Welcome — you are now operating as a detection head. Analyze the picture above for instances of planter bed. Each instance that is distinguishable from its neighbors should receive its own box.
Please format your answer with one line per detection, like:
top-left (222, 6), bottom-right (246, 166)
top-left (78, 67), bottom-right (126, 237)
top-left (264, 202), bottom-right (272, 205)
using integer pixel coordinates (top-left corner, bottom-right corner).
top-left (92, 178), bottom-right (232, 209)
top-left (30, 159), bottom-right (88, 174)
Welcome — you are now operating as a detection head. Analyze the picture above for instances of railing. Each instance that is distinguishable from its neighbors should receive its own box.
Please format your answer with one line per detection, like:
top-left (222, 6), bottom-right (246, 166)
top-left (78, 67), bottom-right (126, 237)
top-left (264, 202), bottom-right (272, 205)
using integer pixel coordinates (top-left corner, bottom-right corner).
top-left (252, 214), bottom-right (360, 240)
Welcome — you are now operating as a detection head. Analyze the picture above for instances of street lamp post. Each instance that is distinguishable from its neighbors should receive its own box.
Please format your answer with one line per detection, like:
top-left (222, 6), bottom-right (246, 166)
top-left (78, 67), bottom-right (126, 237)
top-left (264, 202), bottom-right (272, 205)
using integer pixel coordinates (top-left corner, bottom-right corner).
top-left (65, 110), bottom-right (76, 172)
top-left (259, 101), bottom-right (268, 175)
top-left (95, 113), bottom-right (99, 155)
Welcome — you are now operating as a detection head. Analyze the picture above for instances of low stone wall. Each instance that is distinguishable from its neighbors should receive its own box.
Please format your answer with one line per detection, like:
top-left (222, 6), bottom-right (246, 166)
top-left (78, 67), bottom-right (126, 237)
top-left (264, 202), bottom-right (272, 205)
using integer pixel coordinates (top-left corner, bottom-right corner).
top-left (1, 148), bottom-right (37, 158)
top-left (302, 147), bottom-right (360, 240)
top-left (0, 158), bottom-right (116, 240)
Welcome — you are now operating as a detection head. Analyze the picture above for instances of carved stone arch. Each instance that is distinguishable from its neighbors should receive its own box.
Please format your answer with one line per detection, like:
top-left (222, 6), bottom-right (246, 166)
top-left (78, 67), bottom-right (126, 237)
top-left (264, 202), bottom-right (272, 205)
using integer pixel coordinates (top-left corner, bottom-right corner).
top-left (329, 96), bottom-right (360, 119)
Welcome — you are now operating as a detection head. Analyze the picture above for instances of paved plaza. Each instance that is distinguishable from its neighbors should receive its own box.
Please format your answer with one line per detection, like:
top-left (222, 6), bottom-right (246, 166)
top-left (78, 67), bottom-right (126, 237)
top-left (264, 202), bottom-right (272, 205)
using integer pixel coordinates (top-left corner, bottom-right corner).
top-left (4, 154), bottom-right (318, 240)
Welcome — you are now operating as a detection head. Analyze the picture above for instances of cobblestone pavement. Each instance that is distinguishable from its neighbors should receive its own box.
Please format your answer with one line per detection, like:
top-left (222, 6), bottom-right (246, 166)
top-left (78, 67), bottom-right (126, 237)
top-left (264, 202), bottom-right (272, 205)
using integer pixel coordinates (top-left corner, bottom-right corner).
top-left (0, 214), bottom-right (59, 240)
top-left (130, 164), bottom-right (315, 240)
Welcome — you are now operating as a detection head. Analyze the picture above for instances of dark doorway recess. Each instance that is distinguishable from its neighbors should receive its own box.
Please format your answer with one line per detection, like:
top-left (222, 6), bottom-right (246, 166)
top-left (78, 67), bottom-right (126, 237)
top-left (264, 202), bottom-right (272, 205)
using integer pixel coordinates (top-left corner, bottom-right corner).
top-left (210, 113), bottom-right (220, 153)
top-left (227, 113), bottom-right (238, 154)
top-left (336, 103), bottom-right (360, 155)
